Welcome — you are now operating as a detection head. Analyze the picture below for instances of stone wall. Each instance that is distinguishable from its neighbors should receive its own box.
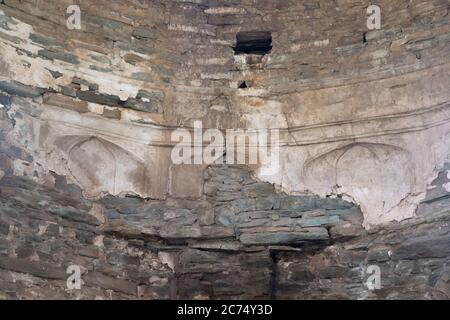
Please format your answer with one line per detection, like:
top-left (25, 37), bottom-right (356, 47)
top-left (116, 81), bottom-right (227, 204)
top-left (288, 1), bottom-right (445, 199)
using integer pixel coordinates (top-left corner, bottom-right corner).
top-left (0, 165), bottom-right (449, 299)
top-left (0, 0), bottom-right (450, 299)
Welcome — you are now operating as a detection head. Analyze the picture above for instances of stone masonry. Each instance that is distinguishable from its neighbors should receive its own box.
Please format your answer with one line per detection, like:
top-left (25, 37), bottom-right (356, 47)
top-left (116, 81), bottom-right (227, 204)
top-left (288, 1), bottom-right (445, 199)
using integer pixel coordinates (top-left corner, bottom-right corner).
top-left (0, 0), bottom-right (450, 299)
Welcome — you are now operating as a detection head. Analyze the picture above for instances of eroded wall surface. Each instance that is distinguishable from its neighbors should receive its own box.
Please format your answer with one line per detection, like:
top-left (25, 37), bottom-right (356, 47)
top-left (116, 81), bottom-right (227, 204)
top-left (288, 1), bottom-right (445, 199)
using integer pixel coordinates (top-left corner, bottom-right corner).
top-left (0, 165), bottom-right (449, 299)
top-left (0, 0), bottom-right (450, 299)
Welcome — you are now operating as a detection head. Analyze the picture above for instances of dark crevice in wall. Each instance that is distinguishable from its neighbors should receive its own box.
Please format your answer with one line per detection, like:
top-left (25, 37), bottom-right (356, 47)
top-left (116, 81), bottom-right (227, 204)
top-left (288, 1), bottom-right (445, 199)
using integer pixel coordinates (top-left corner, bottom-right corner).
top-left (363, 32), bottom-right (368, 43)
top-left (233, 31), bottom-right (272, 55)
top-left (238, 80), bottom-right (250, 89)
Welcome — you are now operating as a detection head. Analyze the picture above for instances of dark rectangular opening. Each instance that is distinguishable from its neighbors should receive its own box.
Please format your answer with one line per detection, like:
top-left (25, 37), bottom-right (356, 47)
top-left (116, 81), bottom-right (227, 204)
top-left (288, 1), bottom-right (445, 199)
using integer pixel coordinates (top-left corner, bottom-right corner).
top-left (233, 31), bottom-right (272, 55)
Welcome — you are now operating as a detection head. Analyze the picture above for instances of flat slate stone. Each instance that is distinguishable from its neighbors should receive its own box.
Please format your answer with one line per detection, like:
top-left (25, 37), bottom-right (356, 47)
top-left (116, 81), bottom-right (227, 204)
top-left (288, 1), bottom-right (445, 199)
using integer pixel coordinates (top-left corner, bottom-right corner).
top-left (300, 215), bottom-right (340, 228)
top-left (75, 90), bottom-right (121, 106)
top-left (84, 272), bottom-right (137, 295)
top-left (43, 94), bottom-right (89, 113)
top-left (0, 93), bottom-right (11, 108)
top-left (0, 257), bottom-right (66, 280)
top-left (240, 228), bottom-right (329, 245)
top-left (0, 81), bottom-right (45, 98)
top-left (392, 234), bottom-right (450, 260)
top-left (38, 49), bottom-right (80, 64)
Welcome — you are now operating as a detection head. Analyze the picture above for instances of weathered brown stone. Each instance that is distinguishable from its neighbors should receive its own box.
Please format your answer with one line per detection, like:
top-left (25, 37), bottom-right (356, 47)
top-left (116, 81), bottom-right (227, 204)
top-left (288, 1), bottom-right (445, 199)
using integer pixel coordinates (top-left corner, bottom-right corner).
top-left (84, 272), bottom-right (137, 295)
top-left (0, 257), bottom-right (66, 280)
top-left (240, 228), bottom-right (329, 246)
top-left (43, 93), bottom-right (89, 113)
top-left (102, 107), bottom-right (121, 120)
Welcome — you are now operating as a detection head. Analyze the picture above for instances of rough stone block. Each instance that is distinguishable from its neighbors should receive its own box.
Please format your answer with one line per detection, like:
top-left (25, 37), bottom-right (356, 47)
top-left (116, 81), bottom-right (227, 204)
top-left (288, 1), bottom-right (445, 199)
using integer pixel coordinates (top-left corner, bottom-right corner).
top-left (240, 228), bottom-right (329, 245)
top-left (43, 94), bottom-right (89, 113)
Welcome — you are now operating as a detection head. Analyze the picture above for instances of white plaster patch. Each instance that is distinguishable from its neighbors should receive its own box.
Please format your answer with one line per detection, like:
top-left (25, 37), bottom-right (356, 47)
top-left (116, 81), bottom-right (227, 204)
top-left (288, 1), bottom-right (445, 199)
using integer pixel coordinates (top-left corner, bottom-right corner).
top-left (196, 58), bottom-right (229, 66)
top-left (443, 182), bottom-right (450, 192)
top-left (291, 39), bottom-right (330, 52)
top-left (205, 7), bottom-right (246, 14)
top-left (210, 39), bottom-right (233, 46)
top-left (210, 105), bottom-right (228, 112)
top-left (240, 99), bottom-right (289, 129)
top-left (168, 24), bottom-right (215, 36)
top-left (236, 88), bottom-right (267, 97)
top-left (314, 39), bottom-right (330, 47)
top-left (94, 235), bottom-right (104, 247)
top-left (118, 91), bottom-right (129, 101)
top-left (371, 48), bottom-right (390, 60)
top-left (37, 224), bottom-right (48, 236)
top-left (120, 108), bottom-right (163, 124)
top-left (0, 10), bottom-right (35, 47)
top-left (233, 55), bottom-right (247, 65)
top-left (0, 45), bottom-right (54, 88)
top-left (201, 73), bottom-right (232, 80)
top-left (190, 80), bottom-right (202, 87)
top-left (88, 103), bottom-right (105, 114)
top-left (12, 159), bottom-right (34, 178)
top-left (158, 252), bottom-right (175, 271)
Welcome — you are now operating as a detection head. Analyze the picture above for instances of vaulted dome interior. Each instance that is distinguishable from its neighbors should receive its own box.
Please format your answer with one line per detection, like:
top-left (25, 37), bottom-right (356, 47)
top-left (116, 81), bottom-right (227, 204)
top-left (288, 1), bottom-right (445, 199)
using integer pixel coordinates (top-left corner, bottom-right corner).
top-left (0, 0), bottom-right (450, 300)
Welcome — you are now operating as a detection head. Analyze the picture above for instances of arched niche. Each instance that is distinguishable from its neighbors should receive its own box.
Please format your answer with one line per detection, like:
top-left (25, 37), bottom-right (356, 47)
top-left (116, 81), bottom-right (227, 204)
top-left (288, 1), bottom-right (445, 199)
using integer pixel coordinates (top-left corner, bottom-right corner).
top-left (55, 135), bottom-right (148, 197)
top-left (303, 143), bottom-right (414, 225)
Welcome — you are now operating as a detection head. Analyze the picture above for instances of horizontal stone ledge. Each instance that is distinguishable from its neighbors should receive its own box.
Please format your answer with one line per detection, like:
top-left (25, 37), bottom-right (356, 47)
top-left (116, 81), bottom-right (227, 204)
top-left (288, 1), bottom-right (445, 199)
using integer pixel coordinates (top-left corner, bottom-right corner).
top-left (48, 206), bottom-right (101, 226)
top-left (102, 221), bottom-right (160, 239)
top-left (189, 240), bottom-right (242, 251)
top-left (239, 227), bottom-right (329, 246)
top-left (300, 215), bottom-right (340, 228)
top-left (84, 272), bottom-right (138, 296)
top-left (0, 80), bottom-right (46, 98)
top-left (43, 93), bottom-right (89, 113)
top-left (37, 100), bottom-right (450, 148)
top-left (160, 225), bottom-right (235, 241)
top-left (391, 234), bottom-right (450, 260)
top-left (0, 257), bottom-right (67, 280)
top-left (204, 7), bottom-right (247, 15)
